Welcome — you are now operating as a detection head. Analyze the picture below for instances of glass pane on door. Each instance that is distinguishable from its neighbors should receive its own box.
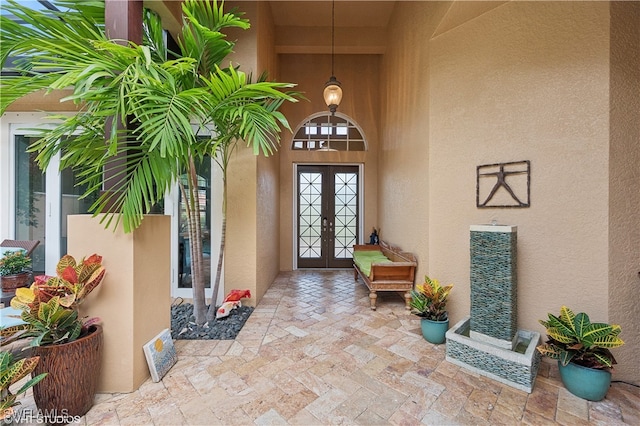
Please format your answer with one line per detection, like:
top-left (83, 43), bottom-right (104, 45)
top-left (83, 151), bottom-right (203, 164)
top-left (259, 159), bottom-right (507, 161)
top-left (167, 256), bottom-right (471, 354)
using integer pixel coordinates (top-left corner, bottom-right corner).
top-left (298, 172), bottom-right (323, 259)
top-left (14, 135), bottom-right (45, 274)
top-left (178, 157), bottom-right (211, 289)
top-left (333, 172), bottom-right (358, 259)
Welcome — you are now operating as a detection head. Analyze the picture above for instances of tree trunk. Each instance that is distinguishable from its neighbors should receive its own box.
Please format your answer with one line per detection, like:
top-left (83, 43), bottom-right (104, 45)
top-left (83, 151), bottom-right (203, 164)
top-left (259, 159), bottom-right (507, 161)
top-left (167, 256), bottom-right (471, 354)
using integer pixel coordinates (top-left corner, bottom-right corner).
top-left (186, 157), bottom-right (207, 325)
top-left (206, 172), bottom-right (227, 321)
top-left (205, 215), bottom-right (225, 321)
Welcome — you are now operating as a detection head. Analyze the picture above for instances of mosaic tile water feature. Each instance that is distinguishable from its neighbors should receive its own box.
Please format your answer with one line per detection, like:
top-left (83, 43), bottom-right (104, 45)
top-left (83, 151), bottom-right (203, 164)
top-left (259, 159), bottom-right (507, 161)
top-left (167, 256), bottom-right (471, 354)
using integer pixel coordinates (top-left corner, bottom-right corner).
top-left (446, 225), bottom-right (540, 393)
top-left (470, 225), bottom-right (517, 345)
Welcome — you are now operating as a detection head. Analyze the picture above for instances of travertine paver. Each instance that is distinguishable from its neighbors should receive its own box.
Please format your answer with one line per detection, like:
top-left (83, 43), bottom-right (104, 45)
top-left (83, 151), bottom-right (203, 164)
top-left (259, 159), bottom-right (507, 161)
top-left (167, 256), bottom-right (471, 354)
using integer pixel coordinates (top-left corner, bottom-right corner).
top-left (12, 270), bottom-right (640, 425)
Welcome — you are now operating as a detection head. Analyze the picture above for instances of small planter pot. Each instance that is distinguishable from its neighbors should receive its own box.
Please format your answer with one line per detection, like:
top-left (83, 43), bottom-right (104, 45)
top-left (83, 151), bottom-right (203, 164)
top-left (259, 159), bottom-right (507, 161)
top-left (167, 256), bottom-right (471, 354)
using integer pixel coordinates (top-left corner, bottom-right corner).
top-left (1, 272), bottom-right (31, 292)
top-left (420, 317), bottom-right (449, 344)
top-left (32, 325), bottom-right (103, 417)
top-left (558, 361), bottom-right (611, 401)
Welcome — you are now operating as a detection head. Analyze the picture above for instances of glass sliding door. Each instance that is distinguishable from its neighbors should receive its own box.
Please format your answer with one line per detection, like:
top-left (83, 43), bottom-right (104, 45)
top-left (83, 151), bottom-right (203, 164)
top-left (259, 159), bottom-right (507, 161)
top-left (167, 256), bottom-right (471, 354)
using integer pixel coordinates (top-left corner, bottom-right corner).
top-left (166, 152), bottom-right (222, 301)
top-left (177, 156), bottom-right (212, 289)
top-left (10, 128), bottom-right (93, 275)
top-left (14, 135), bottom-right (46, 274)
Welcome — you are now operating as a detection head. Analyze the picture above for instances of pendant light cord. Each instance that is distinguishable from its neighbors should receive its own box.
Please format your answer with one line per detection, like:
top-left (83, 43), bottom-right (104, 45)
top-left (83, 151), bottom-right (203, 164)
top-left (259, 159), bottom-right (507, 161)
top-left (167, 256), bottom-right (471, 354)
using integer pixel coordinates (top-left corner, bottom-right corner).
top-left (331, 0), bottom-right (335, 77)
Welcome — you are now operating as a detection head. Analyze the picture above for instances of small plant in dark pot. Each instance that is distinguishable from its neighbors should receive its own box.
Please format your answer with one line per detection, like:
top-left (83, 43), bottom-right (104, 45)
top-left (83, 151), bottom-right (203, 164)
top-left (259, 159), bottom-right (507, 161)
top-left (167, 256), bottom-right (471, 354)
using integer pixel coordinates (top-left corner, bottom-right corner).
top-left (537, 306), bottom-right (624, 401)
top-left (0, 250), bottom-right (32, 292)
top-left (410, 275), bottom-right (453, 344)
top-left (2, 254), bottom-right (106, 418)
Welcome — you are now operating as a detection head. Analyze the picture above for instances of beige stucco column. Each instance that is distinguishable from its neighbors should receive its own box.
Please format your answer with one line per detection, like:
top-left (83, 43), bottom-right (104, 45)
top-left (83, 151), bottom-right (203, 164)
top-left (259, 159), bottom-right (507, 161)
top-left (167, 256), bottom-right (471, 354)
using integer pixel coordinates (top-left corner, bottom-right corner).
top-left (68, 214), bottom-right (171, 392)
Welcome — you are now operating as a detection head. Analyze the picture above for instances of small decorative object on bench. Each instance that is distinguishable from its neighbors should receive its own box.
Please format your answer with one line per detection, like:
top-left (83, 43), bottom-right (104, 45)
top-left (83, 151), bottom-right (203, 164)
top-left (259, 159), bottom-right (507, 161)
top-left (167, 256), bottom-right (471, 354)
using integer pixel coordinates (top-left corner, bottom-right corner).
top-left (353, 240), bottom-right (417, 310)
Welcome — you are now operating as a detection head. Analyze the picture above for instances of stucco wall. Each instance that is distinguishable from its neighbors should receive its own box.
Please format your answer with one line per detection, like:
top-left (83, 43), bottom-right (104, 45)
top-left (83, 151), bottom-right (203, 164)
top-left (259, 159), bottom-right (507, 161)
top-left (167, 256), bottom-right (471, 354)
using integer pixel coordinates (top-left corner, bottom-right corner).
top-left (224, 6), bottom-right (258, 304)
top-left (225, 1), bottom-right (280, 305)
top-left (255, 1), bottom-right (281, 303)
top-left (277, 53), bottom-right (380, 271)
top-left (609, 1), bottom-right (640, 383)
top-left (379, 1), bottom-right (450, 280)
top-left (5, 90), bottom-right (77, 112)
top-left (382, 1), bottom-right (618, 353)
top-left (225, 146), bottom-right (258, 303)
top-left (431, 0), bottom-right (612, 331)
top-left (70, 215), bottom-right (171, 392)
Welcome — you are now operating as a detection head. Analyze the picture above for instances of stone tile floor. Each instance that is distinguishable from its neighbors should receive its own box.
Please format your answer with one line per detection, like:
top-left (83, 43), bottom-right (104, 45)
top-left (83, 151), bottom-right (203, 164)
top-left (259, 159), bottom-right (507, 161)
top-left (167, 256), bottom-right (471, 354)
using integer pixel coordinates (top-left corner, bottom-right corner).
top-left (13, 270), bottom-right (640, 425)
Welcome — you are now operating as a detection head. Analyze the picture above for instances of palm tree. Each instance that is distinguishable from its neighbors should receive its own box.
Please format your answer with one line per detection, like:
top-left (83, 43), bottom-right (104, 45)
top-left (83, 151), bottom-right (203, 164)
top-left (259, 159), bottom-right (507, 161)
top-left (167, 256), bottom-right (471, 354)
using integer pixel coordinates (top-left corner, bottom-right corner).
top-left (0, 0), bottom-right (298, 325)
top-left (205, 124), bottom-right (239, 321)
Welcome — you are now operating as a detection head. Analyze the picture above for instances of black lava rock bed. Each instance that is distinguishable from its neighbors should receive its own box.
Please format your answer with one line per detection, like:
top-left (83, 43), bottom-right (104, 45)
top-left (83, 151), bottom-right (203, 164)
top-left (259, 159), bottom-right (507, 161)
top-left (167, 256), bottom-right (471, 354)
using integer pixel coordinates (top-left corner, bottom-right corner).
top-left (171, 302), bottom-right (254, 340)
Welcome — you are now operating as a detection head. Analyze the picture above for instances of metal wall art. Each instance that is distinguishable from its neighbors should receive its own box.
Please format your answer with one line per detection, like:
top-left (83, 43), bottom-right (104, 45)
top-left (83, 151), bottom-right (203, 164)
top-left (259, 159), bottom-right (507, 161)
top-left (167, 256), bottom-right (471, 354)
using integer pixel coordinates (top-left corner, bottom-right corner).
top-left (476, 160), bottom-right (530, 208)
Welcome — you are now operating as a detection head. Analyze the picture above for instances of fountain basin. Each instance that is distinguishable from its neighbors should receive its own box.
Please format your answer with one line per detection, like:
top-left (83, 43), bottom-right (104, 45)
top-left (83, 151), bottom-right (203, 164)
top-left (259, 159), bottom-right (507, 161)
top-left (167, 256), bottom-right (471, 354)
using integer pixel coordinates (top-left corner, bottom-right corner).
top-left (446, 317), bottom-right (541, 393)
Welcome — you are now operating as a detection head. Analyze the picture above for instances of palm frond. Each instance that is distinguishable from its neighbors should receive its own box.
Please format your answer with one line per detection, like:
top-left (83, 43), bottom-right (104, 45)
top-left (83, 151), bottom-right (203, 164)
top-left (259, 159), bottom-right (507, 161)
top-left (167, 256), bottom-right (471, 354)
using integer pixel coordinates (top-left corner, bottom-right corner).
top-left (183, 0), bottom-right (250, 33)
top-left (178, 0), bottom-right (250, 77)
top-left (143, 8), bottom-right (168, 62)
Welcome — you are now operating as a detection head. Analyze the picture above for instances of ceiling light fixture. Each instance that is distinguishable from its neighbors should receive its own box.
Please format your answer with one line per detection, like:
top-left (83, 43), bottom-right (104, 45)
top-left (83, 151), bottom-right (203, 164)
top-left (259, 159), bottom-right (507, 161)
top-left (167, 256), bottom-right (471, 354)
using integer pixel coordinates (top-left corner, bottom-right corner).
top-left (323, 0), bottom-right (342, 115)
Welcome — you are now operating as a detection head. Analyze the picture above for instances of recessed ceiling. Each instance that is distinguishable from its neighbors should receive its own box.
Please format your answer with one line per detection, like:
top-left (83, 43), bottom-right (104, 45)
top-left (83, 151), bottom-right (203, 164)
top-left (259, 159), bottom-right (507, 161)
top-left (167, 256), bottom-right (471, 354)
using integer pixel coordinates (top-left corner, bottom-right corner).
top-left (147, 1), bottom-right (399, 55)
top-left (268, 1), bottom-right (396, 28)
top-left (269, 1), bottom-right (396, 54)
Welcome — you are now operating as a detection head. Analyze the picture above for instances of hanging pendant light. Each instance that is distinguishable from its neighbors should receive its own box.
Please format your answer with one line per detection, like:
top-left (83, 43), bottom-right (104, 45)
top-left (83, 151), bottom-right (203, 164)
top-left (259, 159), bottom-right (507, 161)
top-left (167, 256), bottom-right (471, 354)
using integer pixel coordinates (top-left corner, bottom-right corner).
top-left (323, 0), bottom-right (342, 115)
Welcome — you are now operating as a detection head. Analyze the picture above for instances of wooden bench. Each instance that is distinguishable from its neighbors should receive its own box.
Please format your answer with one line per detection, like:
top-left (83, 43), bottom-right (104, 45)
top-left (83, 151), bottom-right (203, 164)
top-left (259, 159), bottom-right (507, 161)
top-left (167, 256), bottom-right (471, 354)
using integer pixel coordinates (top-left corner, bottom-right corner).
top-left (353, 240), bottom-right (417, 310)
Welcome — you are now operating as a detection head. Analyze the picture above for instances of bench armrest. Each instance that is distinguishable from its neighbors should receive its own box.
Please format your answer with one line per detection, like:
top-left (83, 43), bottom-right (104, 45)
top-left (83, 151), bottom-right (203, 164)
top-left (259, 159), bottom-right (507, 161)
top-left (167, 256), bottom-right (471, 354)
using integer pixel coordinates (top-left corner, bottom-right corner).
top-left (353, 244), bottom-right (381, 252)
top-left (369, 262), bottom-right (416, 282)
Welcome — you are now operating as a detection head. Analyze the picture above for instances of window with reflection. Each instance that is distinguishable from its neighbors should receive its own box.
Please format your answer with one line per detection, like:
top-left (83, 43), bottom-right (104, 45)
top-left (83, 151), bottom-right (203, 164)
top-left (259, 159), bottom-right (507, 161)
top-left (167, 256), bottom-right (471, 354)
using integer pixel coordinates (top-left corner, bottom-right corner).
top-left (291, 112), bottom-right (366, 152)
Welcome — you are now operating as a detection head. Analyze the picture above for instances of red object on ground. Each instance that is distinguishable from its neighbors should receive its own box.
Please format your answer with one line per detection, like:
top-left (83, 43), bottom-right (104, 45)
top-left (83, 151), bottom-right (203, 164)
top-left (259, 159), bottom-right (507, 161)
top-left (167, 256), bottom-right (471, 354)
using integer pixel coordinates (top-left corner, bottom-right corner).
top-left (223, 289), bottom-right (251, 303)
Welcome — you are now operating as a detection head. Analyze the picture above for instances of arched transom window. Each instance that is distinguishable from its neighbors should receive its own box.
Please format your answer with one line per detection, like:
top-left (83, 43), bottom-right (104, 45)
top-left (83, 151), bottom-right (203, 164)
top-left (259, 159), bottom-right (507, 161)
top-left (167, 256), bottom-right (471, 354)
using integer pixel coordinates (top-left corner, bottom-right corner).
top-left (291, 112), bottom-right (367, 151)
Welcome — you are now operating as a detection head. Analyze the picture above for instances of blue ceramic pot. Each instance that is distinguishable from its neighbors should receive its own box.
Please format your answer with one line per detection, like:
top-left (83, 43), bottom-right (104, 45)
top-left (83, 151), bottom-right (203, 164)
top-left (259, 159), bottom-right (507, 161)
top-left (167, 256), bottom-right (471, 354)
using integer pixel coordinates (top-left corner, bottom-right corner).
top-left (420, 317), bottom-right (449, 344)
top-left (558, 361), bottom-right (611, 401)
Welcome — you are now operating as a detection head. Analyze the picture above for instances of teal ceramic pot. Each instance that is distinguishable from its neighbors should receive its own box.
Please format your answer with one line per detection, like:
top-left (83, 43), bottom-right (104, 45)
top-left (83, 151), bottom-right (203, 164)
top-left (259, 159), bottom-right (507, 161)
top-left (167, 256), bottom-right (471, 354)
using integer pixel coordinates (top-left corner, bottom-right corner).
top-left (558, 361), bottom-right (611, 401)
top-left (420, 317), bottom-right (449, 344)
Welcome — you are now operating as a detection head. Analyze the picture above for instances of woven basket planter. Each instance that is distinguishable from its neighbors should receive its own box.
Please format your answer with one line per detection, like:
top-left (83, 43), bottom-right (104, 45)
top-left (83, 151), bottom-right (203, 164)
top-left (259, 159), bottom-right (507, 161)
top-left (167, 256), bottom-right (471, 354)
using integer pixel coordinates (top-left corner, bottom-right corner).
top-left (0, 272), bottom-right (30, 292)
top-left (32, 325), bottom-right (103, 417)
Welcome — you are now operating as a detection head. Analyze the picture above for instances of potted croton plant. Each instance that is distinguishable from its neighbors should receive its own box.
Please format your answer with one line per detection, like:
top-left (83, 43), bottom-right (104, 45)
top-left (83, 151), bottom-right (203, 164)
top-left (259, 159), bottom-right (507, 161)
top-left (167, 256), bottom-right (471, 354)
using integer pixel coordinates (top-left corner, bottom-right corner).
top-left (537, 306), bottom-right (624, 401)
top-left (0, 351), bottom-right (47, 424)
top-left (3, 254), bottom-right (105, 418)
top-left (410, 275), bottom-right (454, 344)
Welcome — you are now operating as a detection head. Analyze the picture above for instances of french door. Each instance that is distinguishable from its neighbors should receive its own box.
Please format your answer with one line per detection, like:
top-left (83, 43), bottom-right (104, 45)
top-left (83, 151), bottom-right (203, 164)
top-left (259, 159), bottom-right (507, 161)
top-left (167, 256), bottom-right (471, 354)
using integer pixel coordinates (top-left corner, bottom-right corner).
top-left (297, 165), bottom-right (360, 268)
